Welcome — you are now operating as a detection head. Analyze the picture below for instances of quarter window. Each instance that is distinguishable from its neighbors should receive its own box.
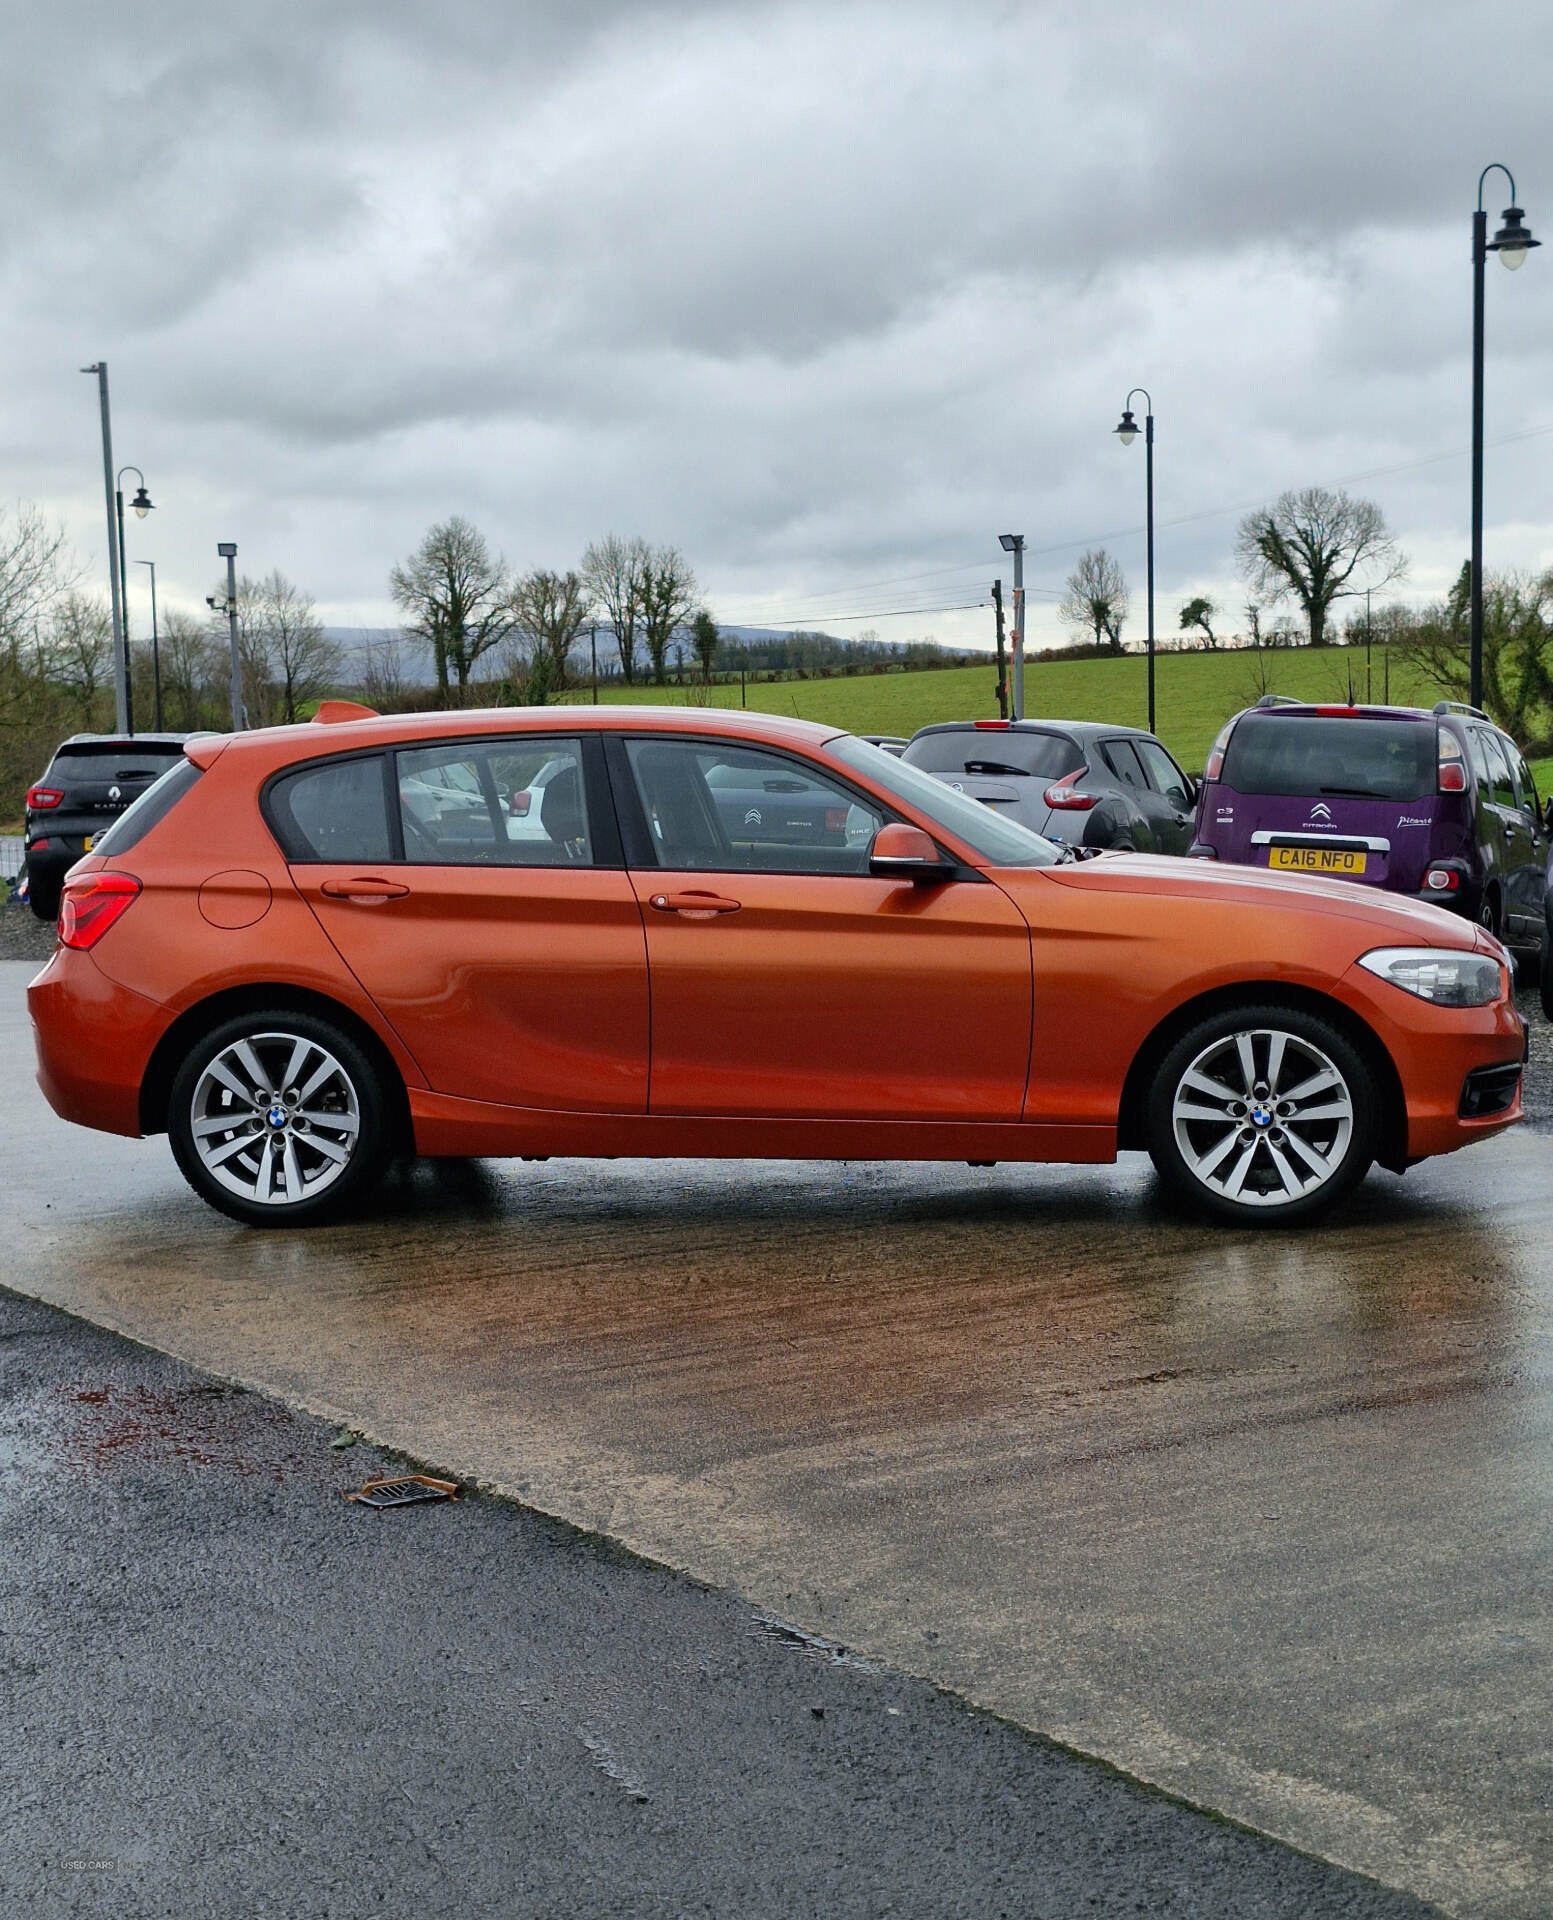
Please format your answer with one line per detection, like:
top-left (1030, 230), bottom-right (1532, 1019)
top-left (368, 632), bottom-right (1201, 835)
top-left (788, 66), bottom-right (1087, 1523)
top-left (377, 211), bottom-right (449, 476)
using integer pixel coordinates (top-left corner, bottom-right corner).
top-left (623, 739), bottom-right (884, 874)
top-left (397, 739), bottom-right (592, 865)
top-left (269, 756), bottom-right (392, 863)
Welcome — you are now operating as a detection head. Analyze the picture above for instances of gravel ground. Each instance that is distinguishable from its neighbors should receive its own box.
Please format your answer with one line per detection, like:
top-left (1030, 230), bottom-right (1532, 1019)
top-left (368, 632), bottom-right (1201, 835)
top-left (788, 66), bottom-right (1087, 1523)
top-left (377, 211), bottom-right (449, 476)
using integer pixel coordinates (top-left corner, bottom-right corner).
top-left (0, 902), bottom-right (53, 964)
top-left (0, 1286), bottom-right (1442, 1919)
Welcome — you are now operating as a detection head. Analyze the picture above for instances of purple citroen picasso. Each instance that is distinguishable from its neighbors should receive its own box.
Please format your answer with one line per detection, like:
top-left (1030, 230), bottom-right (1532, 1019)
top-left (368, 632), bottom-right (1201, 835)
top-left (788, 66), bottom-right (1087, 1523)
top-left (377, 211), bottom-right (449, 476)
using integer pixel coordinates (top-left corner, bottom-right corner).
top-left (1189, 698), bottom-right (1550, 952)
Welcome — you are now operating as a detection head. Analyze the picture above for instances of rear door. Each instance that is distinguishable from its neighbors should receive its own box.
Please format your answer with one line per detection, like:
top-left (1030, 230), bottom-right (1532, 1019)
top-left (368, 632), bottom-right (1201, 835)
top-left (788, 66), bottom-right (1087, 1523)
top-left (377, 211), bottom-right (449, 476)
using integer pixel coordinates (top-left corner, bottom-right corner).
top-left (1500, 735), bottom-right (1548, 937)
top-left (1467, 727), bottom-right (1517, 921)
top-left (610, 734), bottom-right (1032, 1120)
top-left (278, 738), bottom-right (650, 1113)
top-left (1132, 739), bottom-right (1197, 854)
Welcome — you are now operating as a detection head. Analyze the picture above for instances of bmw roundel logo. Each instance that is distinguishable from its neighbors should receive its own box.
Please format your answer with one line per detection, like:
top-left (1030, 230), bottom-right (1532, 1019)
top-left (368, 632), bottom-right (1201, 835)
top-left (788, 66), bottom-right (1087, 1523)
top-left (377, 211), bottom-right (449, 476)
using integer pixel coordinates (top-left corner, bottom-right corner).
top-left (951, 782), bottom-right (964, 792)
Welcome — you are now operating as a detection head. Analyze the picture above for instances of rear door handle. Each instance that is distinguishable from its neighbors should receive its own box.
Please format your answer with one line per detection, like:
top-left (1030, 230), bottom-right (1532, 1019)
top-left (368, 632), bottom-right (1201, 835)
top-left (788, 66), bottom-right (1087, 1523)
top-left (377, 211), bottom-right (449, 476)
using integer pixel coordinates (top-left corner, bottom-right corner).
top-left (648, 890), bottom-right (741, 915)
top-left (320, 877), bottom-right (410, 901)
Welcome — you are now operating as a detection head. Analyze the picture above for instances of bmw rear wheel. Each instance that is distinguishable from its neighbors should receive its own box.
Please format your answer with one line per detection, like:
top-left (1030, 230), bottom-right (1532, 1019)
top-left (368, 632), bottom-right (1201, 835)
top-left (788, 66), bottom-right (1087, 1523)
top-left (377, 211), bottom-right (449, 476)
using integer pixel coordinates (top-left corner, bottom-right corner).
top-left (1146, 1006), bottom-right (1376, 1225)
top-left (169, 1011), bottom-right (393, 1227)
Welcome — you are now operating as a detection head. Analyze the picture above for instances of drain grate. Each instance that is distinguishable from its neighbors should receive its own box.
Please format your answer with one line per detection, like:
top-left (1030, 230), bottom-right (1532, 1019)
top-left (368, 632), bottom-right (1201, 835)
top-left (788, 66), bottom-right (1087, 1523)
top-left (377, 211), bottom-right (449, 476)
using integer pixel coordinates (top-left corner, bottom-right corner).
top-left (346, 1475), bottom-right (459, 1509)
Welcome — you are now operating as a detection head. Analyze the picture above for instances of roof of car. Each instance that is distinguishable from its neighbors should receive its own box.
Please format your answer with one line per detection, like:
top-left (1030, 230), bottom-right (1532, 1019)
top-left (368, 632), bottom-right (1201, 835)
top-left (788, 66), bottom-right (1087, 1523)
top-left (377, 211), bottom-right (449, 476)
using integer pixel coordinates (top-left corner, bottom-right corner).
top-left (909, 719), bottom-right (1156, 740)
top-left (202, 704), bottom-right (847, 770)
top-left (53, 732), bottom-right (193, 749)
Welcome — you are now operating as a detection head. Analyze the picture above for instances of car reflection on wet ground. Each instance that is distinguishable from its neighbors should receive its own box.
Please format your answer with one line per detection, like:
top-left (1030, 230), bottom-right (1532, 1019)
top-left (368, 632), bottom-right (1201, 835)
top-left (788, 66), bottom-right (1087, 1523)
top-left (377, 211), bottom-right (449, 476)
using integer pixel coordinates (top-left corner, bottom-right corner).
top-left (4, 957), bottom-right (1552, 1916)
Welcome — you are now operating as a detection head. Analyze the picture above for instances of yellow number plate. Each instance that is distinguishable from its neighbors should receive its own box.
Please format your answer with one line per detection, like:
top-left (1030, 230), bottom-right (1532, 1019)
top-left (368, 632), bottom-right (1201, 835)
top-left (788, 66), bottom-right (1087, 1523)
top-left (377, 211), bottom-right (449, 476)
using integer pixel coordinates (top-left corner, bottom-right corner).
top-left (83, 835), bottom-right (93, 852)
top-left (1270, 846), bottom-right (1366, 875)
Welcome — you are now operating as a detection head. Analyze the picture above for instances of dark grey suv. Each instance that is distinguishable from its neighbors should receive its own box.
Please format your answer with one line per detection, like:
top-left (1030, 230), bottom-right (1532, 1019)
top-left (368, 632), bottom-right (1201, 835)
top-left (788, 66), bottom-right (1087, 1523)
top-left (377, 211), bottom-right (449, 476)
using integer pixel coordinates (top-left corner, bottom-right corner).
top-left (901, 719), bottom-right (1196, 852)
top-left (24, 733), bottom-right (191, 919)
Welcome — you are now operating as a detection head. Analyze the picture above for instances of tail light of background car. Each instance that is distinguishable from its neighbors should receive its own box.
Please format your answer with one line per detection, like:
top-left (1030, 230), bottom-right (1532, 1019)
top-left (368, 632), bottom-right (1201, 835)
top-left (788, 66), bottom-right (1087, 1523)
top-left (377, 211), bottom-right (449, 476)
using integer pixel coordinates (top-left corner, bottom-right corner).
top-left (58, 873), bottom-right (141, 950)
top-left (1043, 769), bottom-right (1099, 810)
top-left (510, 792), bottom-right (531, 815)
top-left (1423, 865), bottom-right (1461, 893)
top-left (26, 786), bottom-right (63, 810)
top-left (1203, 719), bottom-right (1235, 782)
top-left (1438, 728), bottom-right (1468, 793)
top-left (824, 807), bottom-right (849, 833)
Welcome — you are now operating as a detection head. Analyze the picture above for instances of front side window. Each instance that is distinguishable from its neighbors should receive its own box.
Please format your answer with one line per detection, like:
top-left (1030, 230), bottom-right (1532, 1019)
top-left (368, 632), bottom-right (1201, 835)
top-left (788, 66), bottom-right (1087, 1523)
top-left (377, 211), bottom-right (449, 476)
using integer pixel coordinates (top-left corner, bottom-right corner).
top-left (398, 739), bottom-right (592, 865)
top-left (269, 755), bottom-right (391, 863)
top-left (1134, 739), bottom-right (1192, 809)
top-left (624, 739), bottom-right (884, 874)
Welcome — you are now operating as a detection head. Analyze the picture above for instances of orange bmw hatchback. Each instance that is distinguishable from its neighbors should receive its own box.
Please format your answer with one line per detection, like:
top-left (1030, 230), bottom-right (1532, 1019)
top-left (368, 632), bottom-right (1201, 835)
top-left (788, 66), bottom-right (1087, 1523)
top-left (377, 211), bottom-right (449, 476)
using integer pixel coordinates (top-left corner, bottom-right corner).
top-left (29, 704), bottom-right (1526, 1228)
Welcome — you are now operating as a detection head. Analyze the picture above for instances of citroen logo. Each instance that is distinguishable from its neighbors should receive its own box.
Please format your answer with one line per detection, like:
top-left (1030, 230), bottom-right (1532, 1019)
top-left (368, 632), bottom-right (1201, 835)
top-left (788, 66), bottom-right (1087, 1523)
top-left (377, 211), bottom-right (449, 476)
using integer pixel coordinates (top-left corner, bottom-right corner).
top-left (744, 808), bottom-right (762, 827)
top-left (1308, 802), bottom-right (1332, 822)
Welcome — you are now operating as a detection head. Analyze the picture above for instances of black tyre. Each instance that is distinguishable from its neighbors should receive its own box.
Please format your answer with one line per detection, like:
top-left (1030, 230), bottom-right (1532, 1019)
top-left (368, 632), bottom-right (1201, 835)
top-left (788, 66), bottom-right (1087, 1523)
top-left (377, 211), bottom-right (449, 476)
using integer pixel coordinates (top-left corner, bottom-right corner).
top-left (168, 1009), bottom-right (395, 1227)
top-left (1479, 887), bottom-right (1502, 939)
top-left (1146, 1003), bottom-right (1376, 1226)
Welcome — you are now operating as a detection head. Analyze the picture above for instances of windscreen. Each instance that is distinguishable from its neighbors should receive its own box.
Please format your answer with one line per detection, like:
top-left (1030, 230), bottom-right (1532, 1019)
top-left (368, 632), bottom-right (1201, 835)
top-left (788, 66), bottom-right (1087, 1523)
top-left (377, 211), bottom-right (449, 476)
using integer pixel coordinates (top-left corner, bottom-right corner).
top-left (1220, 716), bottom-right (1436, 802)
top-left (49, 743), bottom-right (187, 781)
top-left (828, 736), bottom-right (1061, 866)
top-left (902, 729), bottom-right (1077, 780)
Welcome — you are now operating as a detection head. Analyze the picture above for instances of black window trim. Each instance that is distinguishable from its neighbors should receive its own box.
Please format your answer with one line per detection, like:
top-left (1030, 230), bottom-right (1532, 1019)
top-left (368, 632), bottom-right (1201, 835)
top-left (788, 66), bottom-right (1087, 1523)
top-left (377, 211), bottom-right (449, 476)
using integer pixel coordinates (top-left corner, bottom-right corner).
top-left (601, 729), bottom-right (980, 879)
top-left (260, 732), bottom-right (623, 868)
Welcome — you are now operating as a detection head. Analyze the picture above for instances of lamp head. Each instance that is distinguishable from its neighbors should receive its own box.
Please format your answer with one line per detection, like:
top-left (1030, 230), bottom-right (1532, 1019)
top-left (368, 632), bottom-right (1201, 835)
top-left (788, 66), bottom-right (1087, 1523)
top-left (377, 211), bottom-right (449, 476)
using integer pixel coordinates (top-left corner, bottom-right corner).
top-left (1491, 205), bottom-right (1539, 269)
top-left (130, 484), bottom-right (153, 519)
top-left (998, 533), bottom-right (1023, 553)
top-left (1115, 408), bottom-right (1139, 446)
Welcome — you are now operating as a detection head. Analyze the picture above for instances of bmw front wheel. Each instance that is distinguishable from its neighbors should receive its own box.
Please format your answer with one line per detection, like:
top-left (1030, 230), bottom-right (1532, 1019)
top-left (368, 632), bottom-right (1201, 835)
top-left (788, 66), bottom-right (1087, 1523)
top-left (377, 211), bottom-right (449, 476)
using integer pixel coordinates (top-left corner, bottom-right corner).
top-left (1146, 1006), bottom-right (1376, 1225)
top-left (168, 1011), bottom-right (393, 1227)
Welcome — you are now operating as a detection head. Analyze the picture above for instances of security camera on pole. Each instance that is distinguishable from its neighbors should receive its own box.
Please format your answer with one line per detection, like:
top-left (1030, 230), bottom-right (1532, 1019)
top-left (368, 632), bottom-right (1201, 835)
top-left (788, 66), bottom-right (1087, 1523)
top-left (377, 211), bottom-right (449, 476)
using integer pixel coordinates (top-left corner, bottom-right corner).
top-left (207, 544), bottom-right (243, 731)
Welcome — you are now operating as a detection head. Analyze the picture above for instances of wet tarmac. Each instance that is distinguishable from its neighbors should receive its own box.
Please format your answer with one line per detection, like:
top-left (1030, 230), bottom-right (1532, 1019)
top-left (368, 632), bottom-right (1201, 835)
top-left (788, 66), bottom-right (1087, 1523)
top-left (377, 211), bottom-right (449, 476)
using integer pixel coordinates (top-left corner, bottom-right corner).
top-left (7, 960), bottom-right (1552, 1916)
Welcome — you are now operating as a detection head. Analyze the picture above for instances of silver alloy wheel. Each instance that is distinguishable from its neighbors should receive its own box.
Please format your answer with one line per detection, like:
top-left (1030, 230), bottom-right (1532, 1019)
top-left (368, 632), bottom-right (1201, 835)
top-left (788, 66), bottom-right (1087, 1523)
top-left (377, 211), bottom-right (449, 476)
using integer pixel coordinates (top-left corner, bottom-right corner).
top-left (189, 1029), bottom-right (361, 1208)
top-left (1170, 1027), bottom-right (1354, 1210)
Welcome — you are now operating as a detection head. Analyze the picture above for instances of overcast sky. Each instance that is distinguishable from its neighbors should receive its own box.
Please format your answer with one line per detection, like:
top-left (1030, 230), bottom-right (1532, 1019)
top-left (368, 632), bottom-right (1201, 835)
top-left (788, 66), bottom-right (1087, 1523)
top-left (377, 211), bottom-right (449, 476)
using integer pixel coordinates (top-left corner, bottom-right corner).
top-left (4, 0), bottom-right (1552, 653)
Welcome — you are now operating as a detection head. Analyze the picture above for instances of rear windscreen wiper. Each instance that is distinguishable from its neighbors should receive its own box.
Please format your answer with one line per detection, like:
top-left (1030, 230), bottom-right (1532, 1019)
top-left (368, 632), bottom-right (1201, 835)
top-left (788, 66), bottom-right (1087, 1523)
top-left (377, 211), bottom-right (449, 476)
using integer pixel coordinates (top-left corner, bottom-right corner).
top-left (962, 761), bottom-right (1030, 777)
top-left (1318, 786), bottom-right (1388, 798)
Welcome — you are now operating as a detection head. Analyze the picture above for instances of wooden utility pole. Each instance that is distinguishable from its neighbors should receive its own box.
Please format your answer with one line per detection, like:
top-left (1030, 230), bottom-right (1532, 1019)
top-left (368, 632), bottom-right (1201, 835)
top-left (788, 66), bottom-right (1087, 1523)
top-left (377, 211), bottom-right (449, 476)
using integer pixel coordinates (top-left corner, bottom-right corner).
top-left (991, 579), bottom-right (1009, 719)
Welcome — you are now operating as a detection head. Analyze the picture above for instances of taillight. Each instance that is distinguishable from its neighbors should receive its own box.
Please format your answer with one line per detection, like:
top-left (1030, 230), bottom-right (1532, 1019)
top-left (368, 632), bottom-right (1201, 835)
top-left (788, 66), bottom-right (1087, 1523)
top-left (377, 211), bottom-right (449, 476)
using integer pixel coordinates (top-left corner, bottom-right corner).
top-left (510, 792), bottom-right (531, 816)
top-left (1438, 727), bottom-right (1467, 793)
top-left (27, 786), bottom-right (63, 810)
top-left (1423, 866), bottom-right (1461, 892)
top-left (824, 807), bottom-right (849, 832)
top-left (973, 719), bottom-right (1010, 729)
top-left (1044, 768), bottom-right (1099, 810)
top-left (58, 873), bottom-right (141, 950)
top-left (1203, 718), bottom-right (1235, 783)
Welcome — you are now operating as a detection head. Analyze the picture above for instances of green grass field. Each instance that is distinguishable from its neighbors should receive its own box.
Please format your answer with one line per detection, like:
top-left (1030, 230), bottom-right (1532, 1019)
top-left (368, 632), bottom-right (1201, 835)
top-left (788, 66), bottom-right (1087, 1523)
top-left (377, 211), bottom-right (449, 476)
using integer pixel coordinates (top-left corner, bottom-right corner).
top-left (558, 644), bottom-right (1553, 793)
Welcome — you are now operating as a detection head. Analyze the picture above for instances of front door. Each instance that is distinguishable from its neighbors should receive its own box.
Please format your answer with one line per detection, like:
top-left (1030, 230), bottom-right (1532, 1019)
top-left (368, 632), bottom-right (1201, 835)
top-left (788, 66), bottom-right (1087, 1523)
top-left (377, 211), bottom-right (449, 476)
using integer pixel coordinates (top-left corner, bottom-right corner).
top-left (279, 738), bottom-right (649, 1112)
top-left (608, 735), bottom-right (1032, 1120)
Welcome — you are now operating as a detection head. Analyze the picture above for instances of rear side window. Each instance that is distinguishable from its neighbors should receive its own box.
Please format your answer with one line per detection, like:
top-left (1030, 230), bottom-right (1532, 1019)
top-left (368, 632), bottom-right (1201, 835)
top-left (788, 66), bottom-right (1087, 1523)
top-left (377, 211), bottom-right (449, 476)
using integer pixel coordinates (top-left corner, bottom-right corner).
top-left (902, 729), bottom-right (1077, 779)
top-left (89, 759), bottom-right (204, 857)
top-left (1221, 716), bottom-right (1435, 802)
top-left (1473, 728), bottom-right (1516, 809)
top-left (1134, 739), bottom-right (1192, 809)
top-left (268, 756), bottom-right (392, 862)
top-left (1101, 739), bottom-right (1148, 787)
top-left (397, 738), bottom-right (593, 866)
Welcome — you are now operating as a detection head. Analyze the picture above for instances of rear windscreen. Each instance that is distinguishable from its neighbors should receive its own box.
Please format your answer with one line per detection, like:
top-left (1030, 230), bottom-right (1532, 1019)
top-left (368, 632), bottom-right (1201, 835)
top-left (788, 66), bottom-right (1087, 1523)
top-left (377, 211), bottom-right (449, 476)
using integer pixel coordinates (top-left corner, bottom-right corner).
top-left (48, 744), bottom-right (187, 782)
top-left (902, 731), bottom-right (1078, 779)
top-left (89, 759), bottom-right (204, 856)
top-left (1220, 716), bottom-right (1436, 802)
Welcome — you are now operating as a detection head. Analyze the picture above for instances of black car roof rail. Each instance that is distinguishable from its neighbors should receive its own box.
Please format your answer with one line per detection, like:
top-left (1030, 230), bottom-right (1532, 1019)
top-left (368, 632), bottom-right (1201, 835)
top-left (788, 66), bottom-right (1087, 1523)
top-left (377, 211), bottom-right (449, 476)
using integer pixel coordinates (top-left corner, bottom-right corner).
top-left (1432, 700), bottom-right (1491, 722)
top-left (1254, 694), bottom-right (1303, 708)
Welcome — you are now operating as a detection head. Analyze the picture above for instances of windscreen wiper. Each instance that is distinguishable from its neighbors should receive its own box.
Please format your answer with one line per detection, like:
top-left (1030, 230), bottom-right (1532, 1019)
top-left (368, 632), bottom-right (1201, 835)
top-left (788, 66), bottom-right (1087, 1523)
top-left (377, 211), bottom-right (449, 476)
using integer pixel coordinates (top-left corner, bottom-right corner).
top-left (1318, 785), bottom-right (1388, 798)
top-left (962, 761), bottom-right (1030, 777)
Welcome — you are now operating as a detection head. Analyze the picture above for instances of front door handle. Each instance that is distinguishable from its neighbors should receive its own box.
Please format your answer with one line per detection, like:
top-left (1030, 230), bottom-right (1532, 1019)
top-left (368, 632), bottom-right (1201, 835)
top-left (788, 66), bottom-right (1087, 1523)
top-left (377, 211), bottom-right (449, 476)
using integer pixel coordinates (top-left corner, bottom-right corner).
top-left (648, 890), bottom-right (742, 916)
top-left (320, 877), bottom-right (410, 901)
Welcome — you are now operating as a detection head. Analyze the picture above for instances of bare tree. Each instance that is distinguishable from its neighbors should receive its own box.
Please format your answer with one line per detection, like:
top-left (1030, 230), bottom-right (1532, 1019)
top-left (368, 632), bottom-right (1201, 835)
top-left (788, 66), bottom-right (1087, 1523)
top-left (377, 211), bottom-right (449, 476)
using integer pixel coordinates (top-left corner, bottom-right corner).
top-left (43, 591), bottom-right (112, 723)
top-left (262, 572), bottom-right (338, 723)
top-left (158, 611), bottom-right (219, 730)
top-left (390, 517), bottom-right (517, 703)
top-left (1178, 595), bottom-right (1217, 649)
top-left (362, 632), bottom-right (409, 712)
top-left (581, 533), bottom-right (649, 684)
top-left (1235, 487), bottom-right (1405, 648)
top-left (640, 546), bottom-right (699, 684)
top-left (0, 501), bottom-right (75, 644)
top-left (513, 568), bottom-right (591, 698)
top-left (1059, 550), bottom-right (1129, 652)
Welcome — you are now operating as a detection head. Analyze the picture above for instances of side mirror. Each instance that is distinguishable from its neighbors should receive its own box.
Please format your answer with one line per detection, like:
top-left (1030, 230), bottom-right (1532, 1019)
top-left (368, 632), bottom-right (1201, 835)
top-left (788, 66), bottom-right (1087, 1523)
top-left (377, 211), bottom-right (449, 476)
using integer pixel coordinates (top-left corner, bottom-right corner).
top-left (869, 822), bottom-right (949, 882)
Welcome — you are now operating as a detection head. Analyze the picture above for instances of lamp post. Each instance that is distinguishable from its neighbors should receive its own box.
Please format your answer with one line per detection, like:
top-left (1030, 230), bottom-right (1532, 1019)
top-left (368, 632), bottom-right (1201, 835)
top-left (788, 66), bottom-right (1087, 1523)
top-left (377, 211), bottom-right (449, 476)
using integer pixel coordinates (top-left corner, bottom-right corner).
top-left (1471, 167), bottom-right (1537, 710)
top-left (207, 543), bottom-right (243, 730)
top-left (998, 533), bottom-right (1025, 718)
top-left (114, 466), bottom-right (154, 732)
top-left (80, 364), bottom-right (130, 734)
top-left (1114, 390), bottom-right (1155, 734)
top-left (138, 560), bottom-right (163, 731)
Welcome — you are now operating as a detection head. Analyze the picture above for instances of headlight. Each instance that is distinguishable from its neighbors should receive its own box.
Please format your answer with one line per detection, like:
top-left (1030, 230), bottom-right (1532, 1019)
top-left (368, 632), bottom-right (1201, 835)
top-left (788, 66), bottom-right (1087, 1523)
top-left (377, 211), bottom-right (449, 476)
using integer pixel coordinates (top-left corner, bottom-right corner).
top-left (1357, 947), bottom-right (1504, 1007)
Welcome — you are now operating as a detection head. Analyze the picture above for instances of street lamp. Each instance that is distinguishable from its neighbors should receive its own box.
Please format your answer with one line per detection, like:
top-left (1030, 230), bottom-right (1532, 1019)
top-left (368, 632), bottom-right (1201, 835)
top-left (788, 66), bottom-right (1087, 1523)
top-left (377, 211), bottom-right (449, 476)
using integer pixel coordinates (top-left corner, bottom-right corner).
top-left (209, 542), bottom-right (243, 730)
top-left (998, 533), bottom-right (1025, 718)
top-left (80, 363), bottom-right (131, 734)
top-left (1471, 165), bottom-right (1538, 710)
top-left (1114, 389), bottom-right (1155, 734)
top-left (115, 466), bottom-right (154, 732)
top-left (138, 560), bottom-right (163, 732)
